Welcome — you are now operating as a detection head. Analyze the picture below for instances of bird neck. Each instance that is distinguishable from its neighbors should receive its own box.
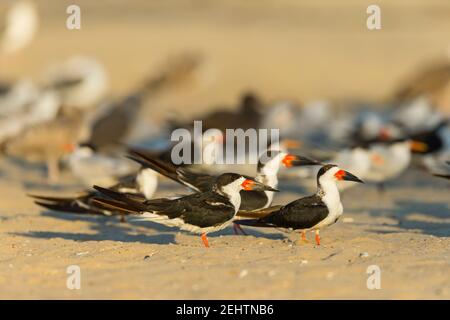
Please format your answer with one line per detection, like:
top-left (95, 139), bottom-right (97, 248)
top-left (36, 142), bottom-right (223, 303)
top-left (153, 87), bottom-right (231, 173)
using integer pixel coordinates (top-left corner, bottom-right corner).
top-left (215, 183), bottom-right (242, 212)
top-left (317, 178), bottom-right (341, 208)
top-left (256, 159), bottom-right (281, 188)
top-left (255, 172), bottom-right (278, 189)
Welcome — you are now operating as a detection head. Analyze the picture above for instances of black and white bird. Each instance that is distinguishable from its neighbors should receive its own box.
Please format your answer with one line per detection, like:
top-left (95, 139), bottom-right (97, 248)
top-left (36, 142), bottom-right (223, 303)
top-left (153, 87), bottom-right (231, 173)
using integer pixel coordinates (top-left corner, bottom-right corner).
top-left (236, 164), bottom-right (364, 245)
top-left (126, 148), bottom-right (320, 212)
top-left (29, 167), bottom-right (158, 220)
top-left (91, 173), bottom-right (277, 247)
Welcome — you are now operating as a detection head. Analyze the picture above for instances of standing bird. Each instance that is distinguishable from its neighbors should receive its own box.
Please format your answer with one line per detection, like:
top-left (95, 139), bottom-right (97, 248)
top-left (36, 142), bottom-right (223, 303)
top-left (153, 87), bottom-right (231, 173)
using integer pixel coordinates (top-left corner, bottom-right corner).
top-left (236, 165), bottom-right (364, 245)
top-left (126, 148), bottom-right (320, 212)
top-left (127, 148), bottom-right (320, 235)
top-left (91, 173), bottom-right (277, 247)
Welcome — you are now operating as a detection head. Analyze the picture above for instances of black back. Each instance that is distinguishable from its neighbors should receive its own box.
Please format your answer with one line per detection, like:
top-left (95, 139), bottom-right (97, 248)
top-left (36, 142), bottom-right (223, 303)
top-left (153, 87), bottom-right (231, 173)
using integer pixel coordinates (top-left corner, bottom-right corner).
top-left (261, 194), bottom-right (329, 230)
top-left (144, 191), bottom-right (236, 228)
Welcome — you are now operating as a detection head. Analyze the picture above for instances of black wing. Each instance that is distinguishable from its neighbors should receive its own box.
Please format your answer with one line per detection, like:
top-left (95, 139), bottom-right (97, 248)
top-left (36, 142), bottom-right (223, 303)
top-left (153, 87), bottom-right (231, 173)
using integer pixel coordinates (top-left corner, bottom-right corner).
top-left (93, 186), bottom-right (236, 228)
top-left (127, 148), bottom-right (215, 192)
top-left (260, 195), bottom-right (329, 230)
top-left (30, 192), bottom-right (110, 215)
top-left (238, 190), bottom-right (269, 211)
top-left (144, 192), bottom-right (236, 228)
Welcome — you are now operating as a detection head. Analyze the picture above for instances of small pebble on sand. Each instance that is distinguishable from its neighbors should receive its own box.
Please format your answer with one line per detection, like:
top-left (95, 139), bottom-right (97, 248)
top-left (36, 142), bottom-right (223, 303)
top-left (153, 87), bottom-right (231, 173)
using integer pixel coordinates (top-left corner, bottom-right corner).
top-left (359, 252), bottom-right (369, 258)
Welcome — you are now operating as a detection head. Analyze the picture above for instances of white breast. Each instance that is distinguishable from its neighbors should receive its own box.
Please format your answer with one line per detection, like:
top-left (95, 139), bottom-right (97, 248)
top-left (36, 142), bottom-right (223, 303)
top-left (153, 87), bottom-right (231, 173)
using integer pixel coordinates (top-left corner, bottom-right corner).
top-left (314, 174), bottom-right (344, 229)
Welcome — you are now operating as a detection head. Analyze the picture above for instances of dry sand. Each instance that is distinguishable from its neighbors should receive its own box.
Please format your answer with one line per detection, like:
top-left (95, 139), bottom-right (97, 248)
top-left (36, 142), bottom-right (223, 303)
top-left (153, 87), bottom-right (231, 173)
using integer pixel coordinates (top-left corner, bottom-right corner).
top-left (0, 162), bottom-right (449, 299)
top-left (1, 1), bottom-right (450, 299)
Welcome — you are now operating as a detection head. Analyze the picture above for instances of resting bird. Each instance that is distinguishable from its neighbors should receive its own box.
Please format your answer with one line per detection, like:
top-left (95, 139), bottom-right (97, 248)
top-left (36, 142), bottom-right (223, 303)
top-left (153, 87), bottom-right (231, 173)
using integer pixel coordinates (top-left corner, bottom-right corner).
top-left (92, 173), bottom-right (277, 247)
top-left (236, 164), bottom-right (364, 245)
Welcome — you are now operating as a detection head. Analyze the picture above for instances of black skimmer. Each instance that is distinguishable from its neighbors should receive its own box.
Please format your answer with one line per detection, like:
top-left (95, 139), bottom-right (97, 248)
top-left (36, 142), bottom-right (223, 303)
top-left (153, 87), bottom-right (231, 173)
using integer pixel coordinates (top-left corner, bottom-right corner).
top-left (127, 148), bottom-right (320, 212)
top-left (236, 164), bottom-right (363, 245)
top-left (127, 148), bottom-right (320, 235)
top-left (390, 120), bottom-right (450, 177)
top-left (30, 167), bottom-right (158, 219)
top-left (91, 173), bottom-right (277, 247)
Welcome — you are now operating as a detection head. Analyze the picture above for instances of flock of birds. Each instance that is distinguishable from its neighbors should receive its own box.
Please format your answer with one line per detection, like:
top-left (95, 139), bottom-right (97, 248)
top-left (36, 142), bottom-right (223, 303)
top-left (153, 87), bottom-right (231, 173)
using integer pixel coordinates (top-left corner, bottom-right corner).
top-left (1, 1), bottom-right (450, 248)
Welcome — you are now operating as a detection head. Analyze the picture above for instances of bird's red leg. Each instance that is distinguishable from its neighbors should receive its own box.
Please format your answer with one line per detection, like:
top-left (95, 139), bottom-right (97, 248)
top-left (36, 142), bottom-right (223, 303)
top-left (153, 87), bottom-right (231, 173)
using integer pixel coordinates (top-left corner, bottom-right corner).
top-left (233, 223), bottom-right (248, 235)
top-left (301, 231), bottom-right (306, 241)
top-left (201, 233), bottom-right (210, 248)
top-left (315, 230), bottom-right (321, 246)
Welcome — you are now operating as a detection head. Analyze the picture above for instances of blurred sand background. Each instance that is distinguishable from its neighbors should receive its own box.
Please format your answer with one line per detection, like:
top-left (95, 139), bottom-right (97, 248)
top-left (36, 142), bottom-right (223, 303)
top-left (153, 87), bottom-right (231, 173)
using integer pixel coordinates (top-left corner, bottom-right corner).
top-left (1, 0), bottom-right (450, 299)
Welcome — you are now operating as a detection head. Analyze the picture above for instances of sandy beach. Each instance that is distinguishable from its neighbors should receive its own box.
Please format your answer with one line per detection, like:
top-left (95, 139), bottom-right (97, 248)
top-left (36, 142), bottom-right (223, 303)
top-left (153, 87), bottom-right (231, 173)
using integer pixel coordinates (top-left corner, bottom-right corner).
top-left (1, 0), bottom-right (450, 299)
top-left (1, 162), bottom-right (449, 299)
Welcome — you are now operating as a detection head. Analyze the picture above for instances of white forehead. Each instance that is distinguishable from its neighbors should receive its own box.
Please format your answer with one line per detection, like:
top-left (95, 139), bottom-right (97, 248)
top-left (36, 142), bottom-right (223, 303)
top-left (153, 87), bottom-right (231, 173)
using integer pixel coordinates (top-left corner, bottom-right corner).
top-left (221, 176), bottom-right (246, 193)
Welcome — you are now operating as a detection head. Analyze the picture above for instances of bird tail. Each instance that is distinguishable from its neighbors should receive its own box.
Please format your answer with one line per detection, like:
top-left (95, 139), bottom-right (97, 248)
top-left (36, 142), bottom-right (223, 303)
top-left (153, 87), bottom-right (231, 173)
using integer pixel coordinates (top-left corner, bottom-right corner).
top-left (92, 185), bottom-right (174, 216)
top-left (92, 186), bottom-right (153, 214)
top-left (28, 193), bottom-right (100, 215)
top-left (233, 219), bottom-right (274, 228)
top-left (237, 205), bottom-right (283, 219)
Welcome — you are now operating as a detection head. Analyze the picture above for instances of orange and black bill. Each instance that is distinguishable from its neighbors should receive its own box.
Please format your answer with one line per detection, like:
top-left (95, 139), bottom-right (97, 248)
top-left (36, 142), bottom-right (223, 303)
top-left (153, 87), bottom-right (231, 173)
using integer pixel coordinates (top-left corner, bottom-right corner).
top-left (241, 179), bottom-right (279, 192)
top-left (282, 154), bottom-right (322, 168)
top-left (335, 169), bottom-right (364, 183)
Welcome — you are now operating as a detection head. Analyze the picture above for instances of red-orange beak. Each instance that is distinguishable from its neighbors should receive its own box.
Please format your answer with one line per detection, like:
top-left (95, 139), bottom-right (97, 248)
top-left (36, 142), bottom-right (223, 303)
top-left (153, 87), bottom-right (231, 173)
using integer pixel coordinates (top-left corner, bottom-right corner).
top-left (241, 179), bottom-right (255, 191)
top-left (282, 155), bottom-right (296, 168)
top-left (241, 179), bottom-right (279, 192)
top-left (62, 143), bottom-right (75, 153)
top-left (282, 154), bottom-right (321, 168)
top-left (410, 140), bottom-right (428, 153)
top-left (334, 169), bottom-right (364, 183)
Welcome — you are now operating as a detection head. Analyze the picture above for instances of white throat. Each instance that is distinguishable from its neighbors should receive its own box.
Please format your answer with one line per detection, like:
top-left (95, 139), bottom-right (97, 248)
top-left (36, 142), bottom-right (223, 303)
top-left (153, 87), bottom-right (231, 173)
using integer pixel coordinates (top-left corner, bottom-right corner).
top-left (317, 172), bottom-right (343, 224)
top-left (218, 179), bottom-right (244, 212)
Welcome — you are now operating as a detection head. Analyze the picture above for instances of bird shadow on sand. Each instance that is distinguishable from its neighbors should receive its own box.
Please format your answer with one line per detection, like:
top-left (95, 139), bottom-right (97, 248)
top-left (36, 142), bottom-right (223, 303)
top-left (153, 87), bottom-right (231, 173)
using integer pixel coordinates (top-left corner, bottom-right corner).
top-left (14, 210), bottom-right (176, 245)
top-left (365, 199), bottom-right (450, 237)
top-left (15, 210), bottom-right (285, 244)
